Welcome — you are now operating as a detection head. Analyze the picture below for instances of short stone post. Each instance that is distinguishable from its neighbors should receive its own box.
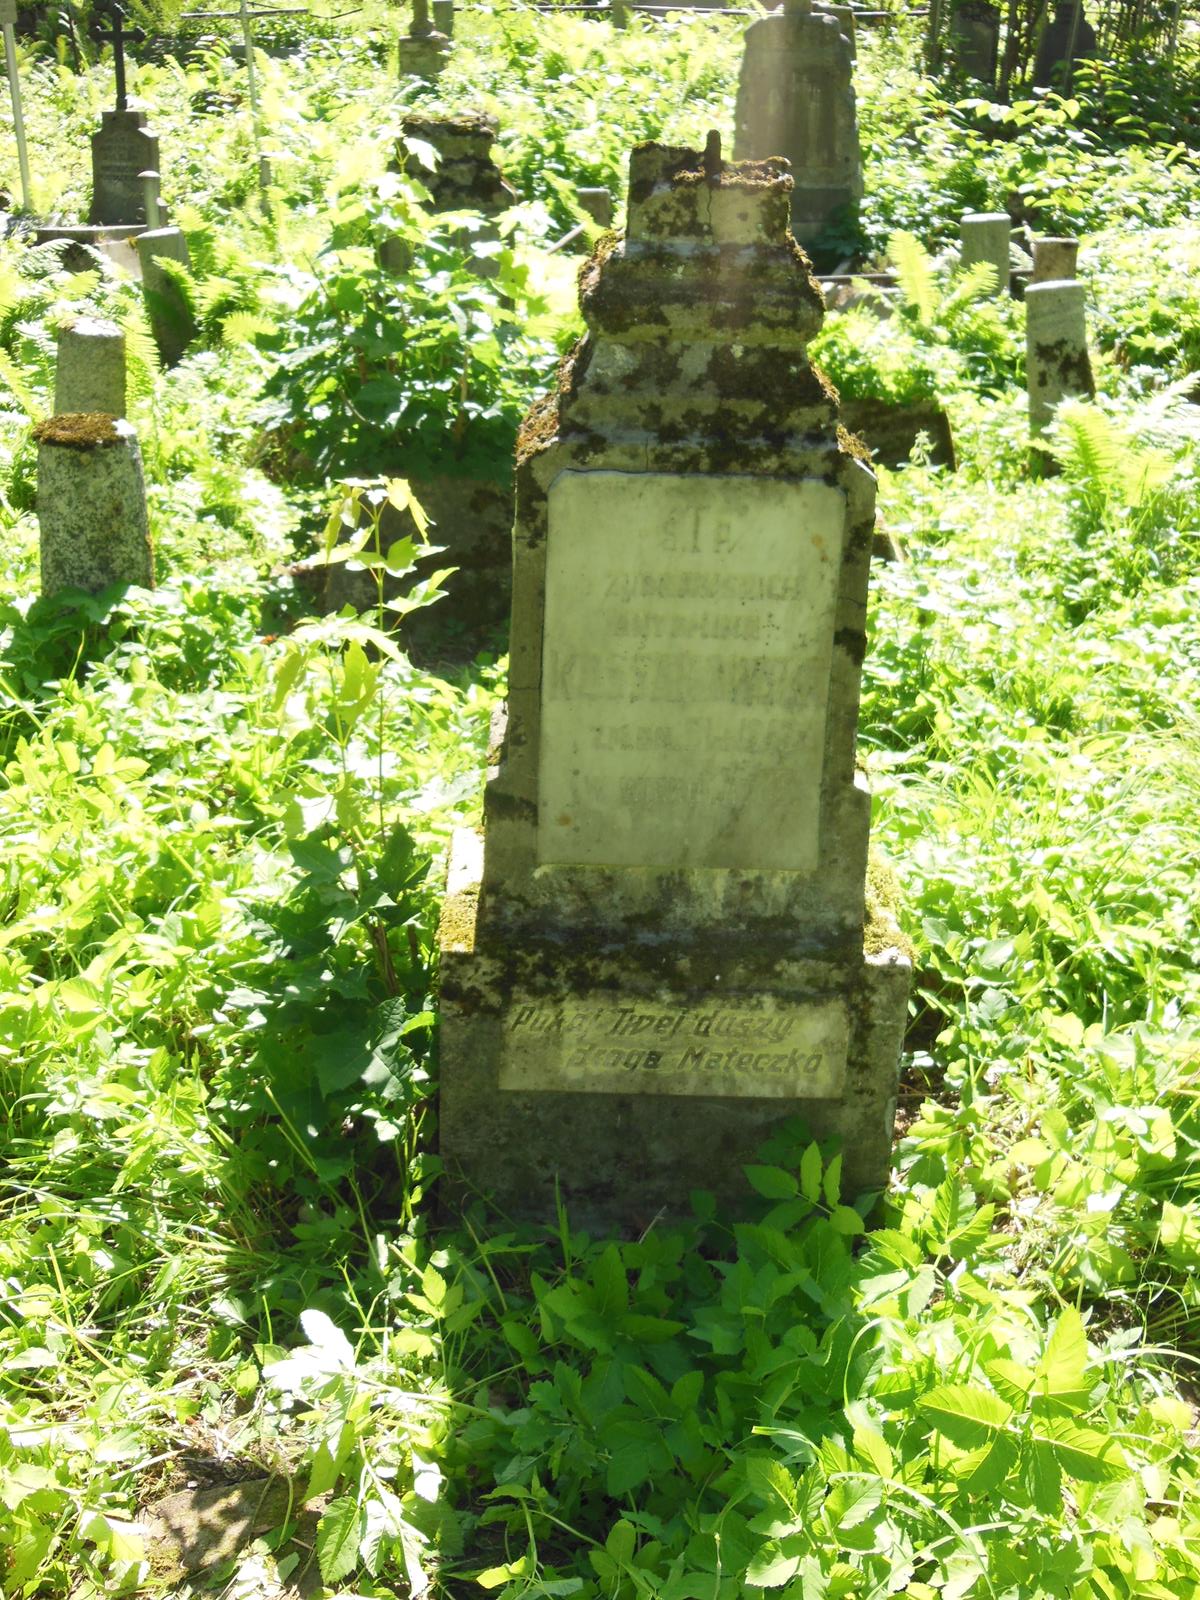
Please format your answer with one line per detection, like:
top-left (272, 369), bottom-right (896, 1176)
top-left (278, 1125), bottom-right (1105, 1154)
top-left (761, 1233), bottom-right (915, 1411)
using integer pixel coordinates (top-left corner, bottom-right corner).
top-left (54, 318), bottom-right (127, 417)
top-left (611, 0), bottom-right (628, 27)
top-left (432, 0), bottom-right (453, 32)
top-left (1031, 236), bottom-right (1079, 283)
top-left (577, 186), bottom-right (613, 228)
top-left (34, 414), bottom-right (154, 595)
top-left (960, 211), bottom-right (1011, 296)
top-left (136, 226), bottom-right (197, 367)
top-left (1026, 279), bottom-right (1094, 436)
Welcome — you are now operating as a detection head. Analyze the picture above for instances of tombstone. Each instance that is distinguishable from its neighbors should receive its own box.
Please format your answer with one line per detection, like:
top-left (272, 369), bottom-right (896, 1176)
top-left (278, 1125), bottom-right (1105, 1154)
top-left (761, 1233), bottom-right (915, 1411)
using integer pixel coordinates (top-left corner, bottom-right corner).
top-left (55, 317), bottom-right (127, 417)
top-left (815, 1), bottom-right (856, 57)
top-left (1033, 0), bottom-right (1097, 88)
top-left (136, 227), bottom-right (197, 366)
top-left (949, 0), bottom-right (999, 84)
top-left (398, 0), bottom-right (449, 80)
top-left (382, 113), bottom-right (517, 274)
top-left (437, 138), bottom-right (912, 1227)
top-left (577, 186), bottom-right (614, 228)
top-left (432, 0), bottom-right (453, 32)
top-left (959, 211), bottom-right (1011, 296)
top-left (733, 0), bottom-right (862, 253)
top-left (1031, 235), bottom-right (1079, 282)
top-left (1026, 279), bottom-right (1093, 435)
top-left (34, 414), bottom-right (154, 595)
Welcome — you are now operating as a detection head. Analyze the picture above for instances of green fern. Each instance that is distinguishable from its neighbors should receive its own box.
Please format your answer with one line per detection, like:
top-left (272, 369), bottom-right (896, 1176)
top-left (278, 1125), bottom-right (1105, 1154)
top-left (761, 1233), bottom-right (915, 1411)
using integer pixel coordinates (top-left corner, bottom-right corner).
top-left (889, 229), bottom-right (938, 326)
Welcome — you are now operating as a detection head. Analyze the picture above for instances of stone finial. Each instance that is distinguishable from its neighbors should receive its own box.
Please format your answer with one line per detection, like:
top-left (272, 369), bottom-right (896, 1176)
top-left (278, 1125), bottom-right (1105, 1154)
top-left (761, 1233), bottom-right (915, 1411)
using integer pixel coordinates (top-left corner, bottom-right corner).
top-left (54, 317), bottom-right (127, 417)
top-left (34, 414), bottom-right (154, 595)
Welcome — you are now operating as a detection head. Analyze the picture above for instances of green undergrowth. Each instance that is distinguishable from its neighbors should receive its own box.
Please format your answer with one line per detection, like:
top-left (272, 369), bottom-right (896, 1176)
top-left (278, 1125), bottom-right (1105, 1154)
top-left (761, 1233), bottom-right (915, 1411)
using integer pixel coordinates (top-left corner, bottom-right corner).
top-left (1, 7), bottom-right (1200, 1599)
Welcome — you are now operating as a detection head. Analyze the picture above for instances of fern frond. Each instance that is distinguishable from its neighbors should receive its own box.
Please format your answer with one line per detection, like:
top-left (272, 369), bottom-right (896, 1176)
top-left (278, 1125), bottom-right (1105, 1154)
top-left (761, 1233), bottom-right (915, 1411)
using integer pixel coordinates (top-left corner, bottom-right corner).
top-left (888, 230), bottom-right (938, 326)
top-left (0, 350), bottom-right (39, 418)
top-left (220, 311), bottom-right (274, 345)
top-left (119, 308), bottom-right (162, 402)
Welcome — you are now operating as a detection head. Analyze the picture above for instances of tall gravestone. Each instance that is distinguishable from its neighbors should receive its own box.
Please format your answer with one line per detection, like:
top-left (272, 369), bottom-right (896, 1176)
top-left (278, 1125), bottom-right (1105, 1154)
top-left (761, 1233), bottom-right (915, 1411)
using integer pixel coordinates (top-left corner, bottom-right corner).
top-left (437, 139), bottom-right (911, 1227)
top-left (1026, 279), bottom-right (1093, 435)
top-left (1033, 0), bottom-right (1097, 87)
top-left (35, 414), bottom-right (154, 595)
top-left (733, 0), bottom-right (862, 251)
top-left (949, 0), bottom-right (1000, 84)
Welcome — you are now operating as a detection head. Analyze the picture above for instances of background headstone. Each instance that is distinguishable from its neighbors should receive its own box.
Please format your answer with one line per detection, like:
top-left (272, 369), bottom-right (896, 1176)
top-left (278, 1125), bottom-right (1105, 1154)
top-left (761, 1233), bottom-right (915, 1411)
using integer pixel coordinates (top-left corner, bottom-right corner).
top-left (383, 113), bottom-right (517, 275)
top-left (432, 0), bottom-right (453, 33)
top-left (949, 0), bottom-right (1000, 83)
top-left (54, 318), bottom-right (127, 417)
top-left (1033, 0), bottom-right (1097, 87)
top-left (136, 227), bottom-right (197, 366)
top-left (1026, 278), bottom-right (1093, 434)
top-left (438, 139), bottom-right (911, 1227)
top-left (398, 0), bottom-right (449, 80)
top-left (733, 0), bottom-right (863, 252)
top-left (89, 110), bottom-right (160, 226)
top-left (35, 414), bottom-right (154, 595)
top-left (1031, 235), bottom-right (1079, 282)
top-left (959, 210), bottom-right (1011, 295)
top-left (577, 186), bottom-right (614, 228)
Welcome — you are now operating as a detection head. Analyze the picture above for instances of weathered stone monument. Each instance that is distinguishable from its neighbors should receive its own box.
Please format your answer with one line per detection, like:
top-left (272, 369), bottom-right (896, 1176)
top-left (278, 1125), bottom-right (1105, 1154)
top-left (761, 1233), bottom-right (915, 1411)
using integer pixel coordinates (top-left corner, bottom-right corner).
top-left (398, 0), bottom-right (449, 80)
top-left (733, 0), bottom-right (862, 252)
top-left (1033, 0), bottom-right (1097, 88)
top-left (137, 223), bottom-right (197, 366)
top-left (55, 317), bottom-right (127, 417)
top-left (949, 0), bottom-right (1000, 84)
top-left (35, 414), bottom-right (154, 595)
top-left (437, 138), bottom-right (911, 1226)
top-left (1031, 235), bottom-right (1079, 282)
top-left (577, 186), bottom-right (614, 229)
top-left (1026, 279), bottom-right (1093, 435)
top-left (959, 211), bottom-right (1011, 295)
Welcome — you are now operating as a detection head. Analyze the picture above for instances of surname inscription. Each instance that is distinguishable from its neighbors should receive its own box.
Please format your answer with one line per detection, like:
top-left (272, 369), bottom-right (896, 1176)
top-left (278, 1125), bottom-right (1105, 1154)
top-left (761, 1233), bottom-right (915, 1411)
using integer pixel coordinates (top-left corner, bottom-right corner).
top-left (538, 471), bottom-right (845, 872)
top-left (501, 994), bottom-right (849, 1098)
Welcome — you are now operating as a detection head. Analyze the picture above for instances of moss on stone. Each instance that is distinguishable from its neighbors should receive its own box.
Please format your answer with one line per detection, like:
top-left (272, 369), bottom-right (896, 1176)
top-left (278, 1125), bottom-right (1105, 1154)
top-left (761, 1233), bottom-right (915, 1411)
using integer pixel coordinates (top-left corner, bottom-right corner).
top-left (33, 412), bottom-right (122, 449)
top-left (438, 888), bottom-right (480, 954)
top-left (864, 852), bottom-right (916, 960)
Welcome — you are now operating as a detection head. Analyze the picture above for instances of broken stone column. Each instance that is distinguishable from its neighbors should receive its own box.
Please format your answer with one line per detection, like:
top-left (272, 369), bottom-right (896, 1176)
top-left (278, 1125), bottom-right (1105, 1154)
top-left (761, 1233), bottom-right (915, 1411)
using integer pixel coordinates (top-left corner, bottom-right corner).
top-left (1026, 279), bottom-right (1094, 434)
top-left (398, 0), bottom-right (449, 80)
top-left (960, 211), bottom-right (1011, 296)
top-left (136, 226), bottom-right (197, 367)
top-left (54, 317), bottom-right (126, 417)
top-left (35, 414), bottom-right (154, 595)
top-left (437, 138), bottom-right (911, 1227)
top-left (733, 0), bottom-right (863, 251)
top-left (1031, 236), bottom-right (1079, 283)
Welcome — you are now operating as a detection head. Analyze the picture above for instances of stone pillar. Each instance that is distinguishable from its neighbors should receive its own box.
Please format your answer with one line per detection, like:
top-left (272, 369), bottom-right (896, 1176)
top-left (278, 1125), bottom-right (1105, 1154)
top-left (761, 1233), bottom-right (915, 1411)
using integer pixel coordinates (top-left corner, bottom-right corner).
top-left (398, 0), bottom-right (450, 79)
top-left (733, 0), bottom-right (863, 250)
top-left (960, 211), bottom-right (1011, 296)
top-left (432, 0), bottom-right (453, 32)
top-left (1031, 236), bottom-right (1079, 283)
top-left (437, 139), bottom-right (911, 1227)
top-left (1026, 279), bottom-right (1093, 435)
top-left (54, 317), bottom-right (126, 417)
top-left (136, 226), bottom-right (197, 367)
top-left (34, 414), bottom-right (154, 595)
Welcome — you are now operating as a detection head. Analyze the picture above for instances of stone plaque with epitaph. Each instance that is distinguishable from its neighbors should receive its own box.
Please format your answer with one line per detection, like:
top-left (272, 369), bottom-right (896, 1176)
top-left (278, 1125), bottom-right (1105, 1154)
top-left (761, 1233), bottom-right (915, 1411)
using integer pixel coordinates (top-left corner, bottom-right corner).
top-left (538, 472), bottom-right (843, 872)
top-left (89, 109), bottom-right (159, 226)
top-left (437, 142), bottom-right (911, 1227)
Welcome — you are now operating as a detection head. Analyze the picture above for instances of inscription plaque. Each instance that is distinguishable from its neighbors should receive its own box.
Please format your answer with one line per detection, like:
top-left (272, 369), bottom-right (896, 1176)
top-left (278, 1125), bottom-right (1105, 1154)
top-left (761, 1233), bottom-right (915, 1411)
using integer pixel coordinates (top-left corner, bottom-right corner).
top-left (539, 471), bottom-right (845, 872)
top-left (502, 994), bottom-right (849, 1098)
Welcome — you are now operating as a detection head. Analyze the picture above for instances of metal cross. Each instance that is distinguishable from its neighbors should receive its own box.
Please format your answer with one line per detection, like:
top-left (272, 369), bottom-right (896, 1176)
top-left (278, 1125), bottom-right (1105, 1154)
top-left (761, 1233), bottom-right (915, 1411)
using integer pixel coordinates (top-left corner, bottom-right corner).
top-left (93, 3), bottom-right (145, 113)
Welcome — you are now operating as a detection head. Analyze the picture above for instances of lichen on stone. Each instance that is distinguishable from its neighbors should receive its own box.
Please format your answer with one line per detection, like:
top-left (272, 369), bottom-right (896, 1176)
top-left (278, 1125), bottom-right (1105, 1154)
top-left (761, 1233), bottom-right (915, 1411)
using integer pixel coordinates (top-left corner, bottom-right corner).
top-left (33, 412), bottom-right (123, 449)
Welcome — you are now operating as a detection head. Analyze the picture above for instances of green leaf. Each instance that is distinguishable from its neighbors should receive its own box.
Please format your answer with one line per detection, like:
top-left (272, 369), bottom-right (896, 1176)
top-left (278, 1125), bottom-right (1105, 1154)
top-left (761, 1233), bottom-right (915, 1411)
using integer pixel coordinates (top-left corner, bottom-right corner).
top-left (747, 1165), bottom-right (799, 1201)
top-left (952, 1432), bottom-right (1019, 1495)
top-left (1033, 1418), bottom-right (1128, 1482)
top-left (745, 1540), bottom-right (801, 1588)
top-left (1033, 1307), bottom-right (1092, 1411)
top-left (799, 1143), bottom-right (823, 1203)
top-left (606, 1520), bottom-right (637, 1563)
top-left (478, 1556), bottom-right (532, 1589)
top-left (317, 1495), bottom-right (360, 1585)
top-left (919, 1384), bottom-right (1013, 1449)
top-left (606, 1441), bottom-right (652, 1496)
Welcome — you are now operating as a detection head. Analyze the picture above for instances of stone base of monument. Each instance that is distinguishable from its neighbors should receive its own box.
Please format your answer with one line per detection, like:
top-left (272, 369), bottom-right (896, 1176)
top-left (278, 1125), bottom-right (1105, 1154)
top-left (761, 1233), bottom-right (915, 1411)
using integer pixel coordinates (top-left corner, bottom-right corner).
top-left (840, 397), bottom-right (957, 470)
top-left (35, 224), bottom-right (145, 276)
top-left (437, 831), bottom-right (911, 1228)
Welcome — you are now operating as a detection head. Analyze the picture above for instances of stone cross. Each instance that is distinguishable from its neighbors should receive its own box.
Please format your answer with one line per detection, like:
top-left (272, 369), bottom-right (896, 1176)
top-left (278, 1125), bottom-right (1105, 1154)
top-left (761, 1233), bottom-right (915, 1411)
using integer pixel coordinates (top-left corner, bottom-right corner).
top-left (0, 0), bottom-right (31, 210)
top-left (94, 3), bottom-right (144, 114)
top-left (437, 139), bottom-right (910, 1227)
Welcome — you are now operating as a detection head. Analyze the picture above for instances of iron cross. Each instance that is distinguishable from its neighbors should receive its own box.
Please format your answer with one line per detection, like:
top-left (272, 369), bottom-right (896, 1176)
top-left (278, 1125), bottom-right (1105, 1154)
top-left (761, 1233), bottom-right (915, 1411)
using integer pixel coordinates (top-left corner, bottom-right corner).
top-left (93, 4), bottom-right (145, 113)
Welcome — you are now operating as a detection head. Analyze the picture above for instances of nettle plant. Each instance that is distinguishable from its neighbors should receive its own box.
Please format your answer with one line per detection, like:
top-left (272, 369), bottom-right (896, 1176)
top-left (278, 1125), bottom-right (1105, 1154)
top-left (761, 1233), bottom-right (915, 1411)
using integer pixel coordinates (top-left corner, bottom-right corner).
top-left (255, 165), bottom-right (571, 487)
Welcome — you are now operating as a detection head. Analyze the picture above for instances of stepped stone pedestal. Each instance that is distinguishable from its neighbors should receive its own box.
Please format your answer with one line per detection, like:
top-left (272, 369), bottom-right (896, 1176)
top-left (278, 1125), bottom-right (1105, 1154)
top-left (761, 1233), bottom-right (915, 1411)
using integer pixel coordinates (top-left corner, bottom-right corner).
top-left (437, 139), bottom-right (910, 1229)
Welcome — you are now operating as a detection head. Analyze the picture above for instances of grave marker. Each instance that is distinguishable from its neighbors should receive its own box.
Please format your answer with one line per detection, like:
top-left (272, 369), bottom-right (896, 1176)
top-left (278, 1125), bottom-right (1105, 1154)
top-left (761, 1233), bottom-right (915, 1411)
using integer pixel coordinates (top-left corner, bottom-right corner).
top-left (437, 138), bottom-right (911, 1226)
top-left (1031, 235), bottom-right (1079, 283)
top-left (35, 414), bottom-right (153, 595)
top-left (733, 0), bottom-right (862, 250)
top-left (949, 0), bottom-right (999, 84)
top-left (54, 317), bottom-right (127, 417)
top-left (399, 0), bottom-right (449, 79)
top-left (959, 210), bottom-right (1010, 296)
top-left (1033, 0), bottom-right (1096, 88)
top-left (1026, 278), bottom-right (1093, 435)
top-left (136, 225), bottom-right (197, 366)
